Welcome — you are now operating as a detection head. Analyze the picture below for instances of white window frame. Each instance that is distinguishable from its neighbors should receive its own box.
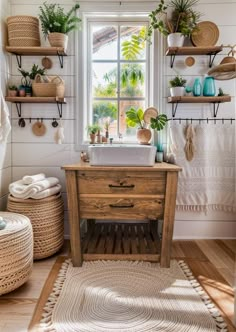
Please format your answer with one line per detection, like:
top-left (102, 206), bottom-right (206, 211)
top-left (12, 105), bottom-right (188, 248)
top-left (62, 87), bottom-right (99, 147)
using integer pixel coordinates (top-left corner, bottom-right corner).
top-left (74, 2), bottom-right (165, 150)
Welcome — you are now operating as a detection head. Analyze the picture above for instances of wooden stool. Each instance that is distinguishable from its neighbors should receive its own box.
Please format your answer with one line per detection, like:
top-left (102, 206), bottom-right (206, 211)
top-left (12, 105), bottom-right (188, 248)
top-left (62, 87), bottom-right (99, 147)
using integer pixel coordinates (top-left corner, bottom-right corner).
top-left (0, 212), bottom-right (33, 295)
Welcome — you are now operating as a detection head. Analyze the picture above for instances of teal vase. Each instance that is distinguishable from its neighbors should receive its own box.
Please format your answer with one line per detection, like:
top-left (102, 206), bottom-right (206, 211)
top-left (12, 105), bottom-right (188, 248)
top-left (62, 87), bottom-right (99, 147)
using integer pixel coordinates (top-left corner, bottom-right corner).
top-left (192, 78), bottom-right (202, 96)
top-left (203, 76), bottom-right (216, 96)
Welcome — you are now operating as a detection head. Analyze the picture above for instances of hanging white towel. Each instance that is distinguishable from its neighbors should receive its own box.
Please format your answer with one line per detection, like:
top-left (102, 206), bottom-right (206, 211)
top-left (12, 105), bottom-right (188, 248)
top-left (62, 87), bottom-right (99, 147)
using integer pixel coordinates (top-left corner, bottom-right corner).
top-left (54, 119), bottom-right (65, 144)
top-left (0, 90), bottom-right (11, 143)
top-left (22, 173), bottom-right (46, 185)
top-left (9, 177), bottom-right (59, 199)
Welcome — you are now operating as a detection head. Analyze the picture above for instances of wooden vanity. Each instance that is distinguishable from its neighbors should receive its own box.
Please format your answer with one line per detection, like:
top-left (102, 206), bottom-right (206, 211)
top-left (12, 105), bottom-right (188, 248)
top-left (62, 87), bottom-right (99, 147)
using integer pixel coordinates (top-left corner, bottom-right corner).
top-left (62, 161), bottom-right (181, 268)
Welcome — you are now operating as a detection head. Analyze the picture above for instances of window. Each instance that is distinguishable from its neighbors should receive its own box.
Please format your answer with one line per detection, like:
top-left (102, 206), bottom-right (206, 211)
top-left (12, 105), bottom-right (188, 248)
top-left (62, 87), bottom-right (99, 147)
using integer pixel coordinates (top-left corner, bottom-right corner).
top-left (83, 17), bottom-right (150, 143)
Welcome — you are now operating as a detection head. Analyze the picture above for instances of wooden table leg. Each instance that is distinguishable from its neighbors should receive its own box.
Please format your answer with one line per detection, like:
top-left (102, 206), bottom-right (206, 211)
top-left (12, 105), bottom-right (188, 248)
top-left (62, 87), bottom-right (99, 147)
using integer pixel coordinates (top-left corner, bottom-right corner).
top-left (65, 170), bottom-right (82, 267)
top-left (160, 171), bottom-right (178, 268)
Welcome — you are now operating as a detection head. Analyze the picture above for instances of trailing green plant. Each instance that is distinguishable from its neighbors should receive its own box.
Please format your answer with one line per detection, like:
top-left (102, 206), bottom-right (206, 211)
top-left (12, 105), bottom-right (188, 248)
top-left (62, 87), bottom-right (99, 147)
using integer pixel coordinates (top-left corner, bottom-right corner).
top-left (38, 2), bottom-right (81, 38)
top-left (126, 107), bottom-right (145, 129)
top-left (146, 0), bottom-right (201, 42)
top-left (150, 114), bottom-right (168, 131)
top-left (8, 85), bottom-right (18, 90)
top-left (87, 124), bottom-right (101, 135)
top-left (169, 75), bottom-right (187, 87)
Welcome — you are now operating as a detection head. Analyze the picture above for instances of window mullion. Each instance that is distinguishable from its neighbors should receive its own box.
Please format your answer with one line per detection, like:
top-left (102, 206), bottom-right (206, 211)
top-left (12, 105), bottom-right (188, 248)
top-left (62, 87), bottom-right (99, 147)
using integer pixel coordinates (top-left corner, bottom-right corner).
top-left (117, 23), bottom-right (121, 138)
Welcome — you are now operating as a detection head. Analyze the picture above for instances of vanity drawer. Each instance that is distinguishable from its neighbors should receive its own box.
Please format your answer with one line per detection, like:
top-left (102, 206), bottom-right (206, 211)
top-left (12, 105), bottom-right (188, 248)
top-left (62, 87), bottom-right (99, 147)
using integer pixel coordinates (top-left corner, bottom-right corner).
top-left (79, 195), bottom-right (164, 220)
top-left (78, 171), bottom-right (166, 195)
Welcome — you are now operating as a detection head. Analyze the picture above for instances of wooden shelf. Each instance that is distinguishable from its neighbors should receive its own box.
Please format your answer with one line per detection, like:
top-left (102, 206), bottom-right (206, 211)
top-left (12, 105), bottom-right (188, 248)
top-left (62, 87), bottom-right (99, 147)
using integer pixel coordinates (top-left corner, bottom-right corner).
top-left (166, 46), bottom-right (223, 68)
top-left (82, 222), bottom-right (161, 262)
top-left (5, 96), bottom-right (66, 119)
top-left (5, 96), bottom-right (66, 103)
top-left (5, 46), bottom-right (67, 68)
top-left (168, 95), bottom-right (231, 117)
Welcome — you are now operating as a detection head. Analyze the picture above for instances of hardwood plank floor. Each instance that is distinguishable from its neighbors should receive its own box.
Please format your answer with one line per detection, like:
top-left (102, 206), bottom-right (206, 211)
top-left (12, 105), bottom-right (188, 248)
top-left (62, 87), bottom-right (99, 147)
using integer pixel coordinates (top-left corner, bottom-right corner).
top-left (0, 239), bottom-right (235, 332)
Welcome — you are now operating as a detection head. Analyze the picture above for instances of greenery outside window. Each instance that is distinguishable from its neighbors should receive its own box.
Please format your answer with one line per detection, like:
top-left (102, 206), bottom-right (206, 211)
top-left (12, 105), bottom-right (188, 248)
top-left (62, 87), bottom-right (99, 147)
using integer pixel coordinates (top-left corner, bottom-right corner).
top-left (86, 18), bottom-right (150, 142)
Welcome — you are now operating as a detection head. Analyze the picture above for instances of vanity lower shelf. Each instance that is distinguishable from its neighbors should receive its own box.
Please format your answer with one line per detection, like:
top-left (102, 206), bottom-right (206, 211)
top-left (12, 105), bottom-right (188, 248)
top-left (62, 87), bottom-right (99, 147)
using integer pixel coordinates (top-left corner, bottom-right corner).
top-left (82, 222), bottom-right (161, 262)
top-left (168, 95), bottom-right (231, 117)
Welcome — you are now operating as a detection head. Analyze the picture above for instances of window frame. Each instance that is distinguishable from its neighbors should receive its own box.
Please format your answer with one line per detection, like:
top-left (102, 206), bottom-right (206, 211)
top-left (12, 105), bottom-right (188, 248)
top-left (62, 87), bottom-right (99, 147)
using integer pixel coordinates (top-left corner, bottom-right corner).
top-left (75, 3), bottom-right (164, 150)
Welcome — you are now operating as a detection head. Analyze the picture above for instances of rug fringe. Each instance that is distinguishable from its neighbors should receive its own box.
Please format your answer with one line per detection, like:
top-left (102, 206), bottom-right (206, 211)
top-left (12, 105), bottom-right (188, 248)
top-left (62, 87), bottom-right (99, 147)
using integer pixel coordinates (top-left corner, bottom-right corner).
top-left (178, 260), bottom-right (228, 332)
top-left (38, 259), bottom-right (71, 332)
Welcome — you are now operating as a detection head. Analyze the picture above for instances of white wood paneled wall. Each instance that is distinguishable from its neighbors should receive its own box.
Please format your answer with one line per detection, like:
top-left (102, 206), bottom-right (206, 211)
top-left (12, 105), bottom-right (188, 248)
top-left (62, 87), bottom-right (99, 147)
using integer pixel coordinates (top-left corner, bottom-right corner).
top-left (0, 0), bottom-right (11, 210)
top-left (2, 0), bottom-right (236, 238)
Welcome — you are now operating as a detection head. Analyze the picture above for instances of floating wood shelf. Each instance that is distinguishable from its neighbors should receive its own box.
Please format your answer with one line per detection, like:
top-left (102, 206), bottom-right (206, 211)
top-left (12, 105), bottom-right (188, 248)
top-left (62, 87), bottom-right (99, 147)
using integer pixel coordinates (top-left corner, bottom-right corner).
top-left (5, 46), bottom-right (67, 68)
top-left (82, 222), bottom-right (161, 262)
top-left (5, 96), bottom-right (66, 119)
top-left (166, 46), bottom-right (223, 68)
top-left (168, 95), bottom-right (231, 117)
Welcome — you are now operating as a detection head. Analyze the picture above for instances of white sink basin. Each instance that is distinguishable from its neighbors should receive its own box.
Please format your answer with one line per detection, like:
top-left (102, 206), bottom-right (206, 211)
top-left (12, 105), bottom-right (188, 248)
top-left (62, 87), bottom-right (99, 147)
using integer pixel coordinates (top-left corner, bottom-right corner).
top-left (88, 144), bottom-right (157, 166)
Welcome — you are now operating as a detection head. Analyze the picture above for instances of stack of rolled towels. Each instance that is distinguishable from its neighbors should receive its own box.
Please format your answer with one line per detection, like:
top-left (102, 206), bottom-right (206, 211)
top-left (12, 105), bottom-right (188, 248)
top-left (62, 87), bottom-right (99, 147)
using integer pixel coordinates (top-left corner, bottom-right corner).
top-left (9, 173), bottom-right (61, 200)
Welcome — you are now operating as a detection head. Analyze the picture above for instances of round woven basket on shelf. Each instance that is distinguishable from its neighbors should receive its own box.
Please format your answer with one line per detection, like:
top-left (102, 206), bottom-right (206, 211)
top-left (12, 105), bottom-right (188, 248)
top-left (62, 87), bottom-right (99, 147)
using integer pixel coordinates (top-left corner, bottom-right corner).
top-left (7, 193), bottom-right (64, 260)
top-left (0, 212), bottom-right (33, 295)
top-left (7, 15), bottom-right (40, 47)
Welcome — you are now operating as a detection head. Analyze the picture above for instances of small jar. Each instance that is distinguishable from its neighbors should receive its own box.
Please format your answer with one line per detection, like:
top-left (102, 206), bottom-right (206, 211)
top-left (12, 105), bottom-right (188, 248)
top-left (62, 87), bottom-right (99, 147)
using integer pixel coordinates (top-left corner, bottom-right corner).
top-left (156, 151), bottom-right (164, 163)
top-left (192, 78), bottom-right (202, 96)
top-left (19, 89), bottom-right (26, 97)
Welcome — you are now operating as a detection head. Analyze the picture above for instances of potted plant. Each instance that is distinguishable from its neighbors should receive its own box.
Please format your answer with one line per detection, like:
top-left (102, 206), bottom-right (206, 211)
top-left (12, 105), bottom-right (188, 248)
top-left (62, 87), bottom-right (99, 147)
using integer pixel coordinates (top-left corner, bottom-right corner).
top-left (126, 107), bottom-right (152, 145)
top-left (8, 85), bottom-right (18, 97)
top-left (87, 124), bottom-right (101, 144)
top-left (169, 75), bottom-right (187, 96)
top-left (146, 0), bottom-right (201, 47)
top-left (38, 2), bottom-right (81, 50)
top-left (18, 64), bottom-right (46, 96)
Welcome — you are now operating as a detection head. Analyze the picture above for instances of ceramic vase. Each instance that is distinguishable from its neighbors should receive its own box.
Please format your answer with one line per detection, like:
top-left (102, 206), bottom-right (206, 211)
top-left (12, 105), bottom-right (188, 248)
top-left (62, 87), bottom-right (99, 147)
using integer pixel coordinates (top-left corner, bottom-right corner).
top-left (137, 128), bottom-right (152, 145)
top-left (192, 78), bottom-right (202, 96)
top-left (203, 76), bottom-right (216, 96)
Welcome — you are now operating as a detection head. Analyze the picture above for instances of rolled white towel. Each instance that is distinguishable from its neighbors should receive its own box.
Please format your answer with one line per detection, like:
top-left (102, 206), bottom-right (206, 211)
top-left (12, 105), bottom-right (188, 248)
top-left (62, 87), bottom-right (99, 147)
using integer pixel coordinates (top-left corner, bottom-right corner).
top-left (31, 184), bottom-right (62, 199)
top-left (22, 173), bottom-right (46, 185)
top-left (9, 177), bottom-right (59, 199)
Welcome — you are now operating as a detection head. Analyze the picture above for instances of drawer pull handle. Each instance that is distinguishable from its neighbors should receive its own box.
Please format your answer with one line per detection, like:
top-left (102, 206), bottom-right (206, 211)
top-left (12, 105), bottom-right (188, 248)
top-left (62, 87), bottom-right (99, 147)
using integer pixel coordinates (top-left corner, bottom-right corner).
top-left (109, 184), bottom-right (135, 189)
top-left (109, 204), bottom-right (134, 208)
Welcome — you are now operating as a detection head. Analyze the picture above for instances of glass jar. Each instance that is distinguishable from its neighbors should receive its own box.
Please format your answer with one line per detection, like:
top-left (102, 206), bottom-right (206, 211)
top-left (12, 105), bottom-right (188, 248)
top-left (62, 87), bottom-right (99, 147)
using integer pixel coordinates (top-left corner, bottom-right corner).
top-left (192, 78), bottom-right (202, 96)
top-left (203, 76), bottom-right (216, 96)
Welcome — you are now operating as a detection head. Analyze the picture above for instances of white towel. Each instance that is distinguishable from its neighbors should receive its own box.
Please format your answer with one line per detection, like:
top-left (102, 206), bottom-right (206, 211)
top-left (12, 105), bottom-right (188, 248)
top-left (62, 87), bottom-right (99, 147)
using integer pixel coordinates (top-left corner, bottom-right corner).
top-left (0, 90), bottom-right (11, 143)
top-left (9, 177), bottom-right (59, 199)
top-left (30, 184), bottom-right (62, 199)
top-left (22, 173), bottom-right (46, 185)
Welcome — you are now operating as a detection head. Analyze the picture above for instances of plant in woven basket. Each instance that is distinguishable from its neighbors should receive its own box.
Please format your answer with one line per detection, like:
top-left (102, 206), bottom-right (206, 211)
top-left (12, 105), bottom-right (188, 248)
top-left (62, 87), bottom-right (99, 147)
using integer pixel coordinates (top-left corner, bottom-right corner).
top-left (38, 2), bottom-right (81, 49)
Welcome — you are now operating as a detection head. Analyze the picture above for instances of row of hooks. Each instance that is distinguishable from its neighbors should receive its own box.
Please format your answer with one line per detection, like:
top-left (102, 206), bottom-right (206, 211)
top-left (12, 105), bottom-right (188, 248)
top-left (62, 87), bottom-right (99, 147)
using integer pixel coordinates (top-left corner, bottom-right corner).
top-left (168, 117), bottom-right (235, 124)
top-left (18, 117), bottom-right (60, 128)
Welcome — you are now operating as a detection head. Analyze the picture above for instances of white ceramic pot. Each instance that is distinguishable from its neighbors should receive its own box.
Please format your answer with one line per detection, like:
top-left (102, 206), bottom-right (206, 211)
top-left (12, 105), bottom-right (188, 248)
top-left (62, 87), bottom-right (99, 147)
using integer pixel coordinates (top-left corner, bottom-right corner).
top-left (170, 86), bottom-right (185, 97)
top-left (167, 33), bottom-right (185, 47)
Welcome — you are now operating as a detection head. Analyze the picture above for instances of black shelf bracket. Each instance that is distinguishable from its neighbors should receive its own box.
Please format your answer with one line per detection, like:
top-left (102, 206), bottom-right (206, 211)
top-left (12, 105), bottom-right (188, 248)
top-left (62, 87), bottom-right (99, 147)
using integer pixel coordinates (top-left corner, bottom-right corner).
top-left (14, 54), bottom-right (22, 68)
top-left (170, 53), bottom-right (176, 68)
top-left (208, 52), bottom-right (218, 68)
top-left (171, 102), bottom-right (179, 117)
top-left (212, 102), bottom-right (221, 117)
top-left (15, 102), bottom-right (22, 117)
top-left (57, 52), bottom-right (64, 68)
top-left (56, 101), bottom-right (63, 118)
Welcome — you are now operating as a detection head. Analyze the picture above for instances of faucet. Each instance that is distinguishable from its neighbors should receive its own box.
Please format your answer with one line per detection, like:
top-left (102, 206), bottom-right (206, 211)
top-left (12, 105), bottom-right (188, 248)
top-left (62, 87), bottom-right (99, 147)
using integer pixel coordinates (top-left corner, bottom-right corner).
top-left (118, 133), bottom-right (123, 143)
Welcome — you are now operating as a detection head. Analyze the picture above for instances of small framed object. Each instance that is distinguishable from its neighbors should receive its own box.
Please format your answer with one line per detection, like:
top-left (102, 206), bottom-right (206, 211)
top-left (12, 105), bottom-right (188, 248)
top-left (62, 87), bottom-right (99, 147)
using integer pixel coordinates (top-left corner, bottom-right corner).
top-left (42, 57), bottom-right (53, 69)
top-left (185, 56), bottom-right (195, 67)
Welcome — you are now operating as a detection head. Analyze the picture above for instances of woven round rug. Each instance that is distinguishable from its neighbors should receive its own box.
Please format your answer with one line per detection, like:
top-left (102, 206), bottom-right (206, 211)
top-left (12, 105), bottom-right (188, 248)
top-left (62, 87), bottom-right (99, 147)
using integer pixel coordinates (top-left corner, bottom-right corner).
top-left (35, 260), bottom-right (227, 332)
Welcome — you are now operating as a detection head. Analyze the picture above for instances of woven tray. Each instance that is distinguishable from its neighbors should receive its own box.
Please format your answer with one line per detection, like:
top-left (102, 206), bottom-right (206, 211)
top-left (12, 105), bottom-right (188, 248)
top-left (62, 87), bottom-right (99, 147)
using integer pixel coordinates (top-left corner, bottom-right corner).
top-left (7, 193), bottom-right (64, 260)
top-left (0, 212), bottom-right (33, 295)
top-left (191, 21), bottom-right (219, 47)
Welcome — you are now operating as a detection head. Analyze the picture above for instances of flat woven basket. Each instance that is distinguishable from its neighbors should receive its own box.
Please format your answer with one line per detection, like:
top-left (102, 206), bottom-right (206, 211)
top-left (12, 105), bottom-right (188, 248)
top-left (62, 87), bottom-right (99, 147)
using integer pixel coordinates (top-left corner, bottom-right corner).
top-left (7, 193), bottom-right (64, 260)
top-left (7, 15), bottom-right (40, 47)
top-left (0, 212), bottom-right (33, 295)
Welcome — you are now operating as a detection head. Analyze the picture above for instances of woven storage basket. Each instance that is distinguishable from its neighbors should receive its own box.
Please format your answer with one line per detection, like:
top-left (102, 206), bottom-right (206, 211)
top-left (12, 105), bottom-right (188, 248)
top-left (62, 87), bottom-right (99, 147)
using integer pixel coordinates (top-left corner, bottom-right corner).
top-left (48, 75), bottom-right (65, 98)
top-left (7, 193), bottom-right (64, 260)
top-left (7, 15), bottom-right (40, 47)
top-left (0, 212), bottom-right (33, 295)
top-left (32, 74), bottom-right (57, 97)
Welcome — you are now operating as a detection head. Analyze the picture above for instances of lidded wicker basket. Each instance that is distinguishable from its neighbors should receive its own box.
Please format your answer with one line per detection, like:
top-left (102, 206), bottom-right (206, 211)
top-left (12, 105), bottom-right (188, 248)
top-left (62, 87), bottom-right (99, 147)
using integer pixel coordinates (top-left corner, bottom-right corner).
top-left (7, 193), bottom-right (64, 260)
top-left (32, 74), bottom-right (57, 97)
top-left (7, 15), bottom-right (41, 47)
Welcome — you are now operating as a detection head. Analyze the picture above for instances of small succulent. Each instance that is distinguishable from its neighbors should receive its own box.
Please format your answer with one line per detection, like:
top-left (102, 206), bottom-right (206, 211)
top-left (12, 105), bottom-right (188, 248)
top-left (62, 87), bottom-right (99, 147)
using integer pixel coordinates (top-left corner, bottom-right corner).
top-left (169, 75), bottom-right (187, 87)
top-left (8, 85), bottom-right (18, 90)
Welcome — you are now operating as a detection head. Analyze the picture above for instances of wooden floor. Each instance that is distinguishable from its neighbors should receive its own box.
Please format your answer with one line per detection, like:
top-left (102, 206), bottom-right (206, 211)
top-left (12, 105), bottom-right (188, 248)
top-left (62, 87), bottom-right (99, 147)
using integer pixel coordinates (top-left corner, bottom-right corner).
top-left (0, 239), bottom-right (235, 332)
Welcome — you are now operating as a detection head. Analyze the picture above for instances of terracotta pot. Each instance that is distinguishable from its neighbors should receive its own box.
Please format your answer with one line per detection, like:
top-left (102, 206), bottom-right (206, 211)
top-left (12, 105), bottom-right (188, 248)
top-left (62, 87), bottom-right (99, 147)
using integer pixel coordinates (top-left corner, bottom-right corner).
top-left (137, 128), bottom-right (152, 145)
top-left (8, 90), bottom-right (18, 97)
top-left (90, 133), bottom-right (96, 144)
top-left (48, 33), bottom-right (68, 50)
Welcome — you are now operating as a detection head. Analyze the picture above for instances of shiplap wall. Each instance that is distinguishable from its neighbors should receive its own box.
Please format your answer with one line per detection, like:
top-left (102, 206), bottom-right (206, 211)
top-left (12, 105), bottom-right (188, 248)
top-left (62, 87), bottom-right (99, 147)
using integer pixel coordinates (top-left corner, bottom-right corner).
top-left (0, 0), bottom-right (11, 211)
top-left (4, 0), bottom-right (236, 238)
